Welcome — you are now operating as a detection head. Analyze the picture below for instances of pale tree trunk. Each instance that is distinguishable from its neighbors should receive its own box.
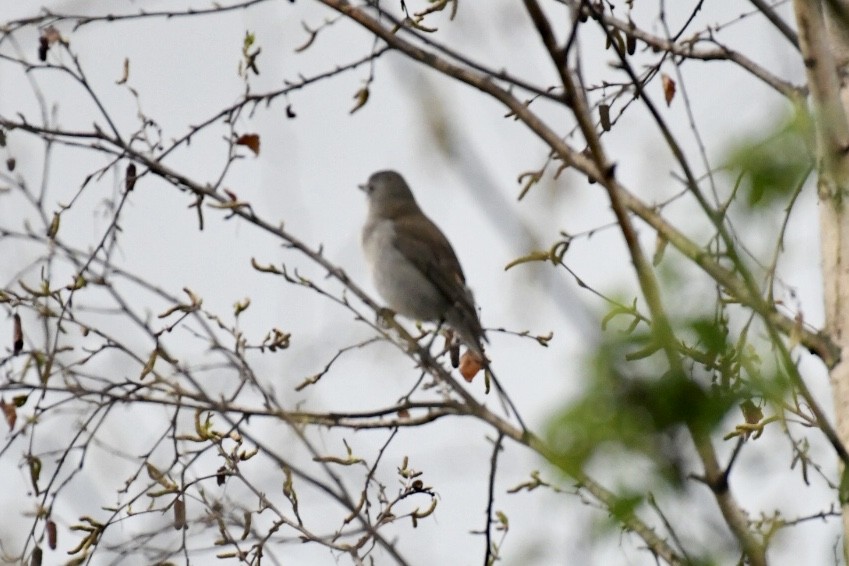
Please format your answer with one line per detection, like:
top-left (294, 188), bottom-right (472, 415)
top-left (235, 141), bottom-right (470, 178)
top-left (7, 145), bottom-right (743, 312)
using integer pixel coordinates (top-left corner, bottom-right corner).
top-left (794, 0), bottom-right (849, 555)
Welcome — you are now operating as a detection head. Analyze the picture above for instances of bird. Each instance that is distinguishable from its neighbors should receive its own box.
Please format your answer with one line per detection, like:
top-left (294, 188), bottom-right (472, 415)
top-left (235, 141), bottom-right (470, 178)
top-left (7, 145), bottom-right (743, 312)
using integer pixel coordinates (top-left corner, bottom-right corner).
top-left (359, 170), bottom-right (487, 358)
top-left (359, 170), bottom-right (527, 432)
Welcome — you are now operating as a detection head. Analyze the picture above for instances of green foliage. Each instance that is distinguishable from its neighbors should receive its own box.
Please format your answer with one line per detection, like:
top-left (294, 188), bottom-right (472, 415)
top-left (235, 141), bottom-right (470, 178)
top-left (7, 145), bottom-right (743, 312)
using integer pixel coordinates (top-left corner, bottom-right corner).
top-left (690, 318), bottom-right (727, 358)
top-left (545, 310), bottom-right (792, 491)
top-left (546, 332), bottom-right (737, 489)
top-left (726, 110), bottom-right (814, 207)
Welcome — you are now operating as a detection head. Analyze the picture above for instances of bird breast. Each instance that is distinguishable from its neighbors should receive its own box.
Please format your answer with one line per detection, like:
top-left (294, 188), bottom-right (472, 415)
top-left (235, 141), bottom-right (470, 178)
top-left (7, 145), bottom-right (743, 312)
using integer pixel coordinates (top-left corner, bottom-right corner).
top-left (362, 219), bottom-right (450, 321)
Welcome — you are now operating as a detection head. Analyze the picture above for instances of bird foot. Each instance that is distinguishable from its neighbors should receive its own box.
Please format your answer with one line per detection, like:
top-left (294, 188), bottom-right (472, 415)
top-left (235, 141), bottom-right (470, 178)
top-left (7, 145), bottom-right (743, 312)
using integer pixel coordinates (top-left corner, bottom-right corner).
top-left (375, 307), bottom-right (397, 328)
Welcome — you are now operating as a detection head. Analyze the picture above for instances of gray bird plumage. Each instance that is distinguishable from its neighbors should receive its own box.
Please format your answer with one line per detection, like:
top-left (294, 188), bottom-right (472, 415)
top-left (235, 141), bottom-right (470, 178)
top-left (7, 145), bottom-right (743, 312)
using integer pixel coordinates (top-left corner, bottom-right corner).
top-left (359, 170), bottom-right (487, 356)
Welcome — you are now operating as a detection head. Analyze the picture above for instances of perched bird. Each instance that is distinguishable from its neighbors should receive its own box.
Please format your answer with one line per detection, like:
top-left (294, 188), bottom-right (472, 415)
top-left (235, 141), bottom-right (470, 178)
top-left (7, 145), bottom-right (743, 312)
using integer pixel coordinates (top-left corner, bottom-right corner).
top-left (359, 170), bottom-right (486, 357)
top-left (359, 170), bottom-right (527, 431)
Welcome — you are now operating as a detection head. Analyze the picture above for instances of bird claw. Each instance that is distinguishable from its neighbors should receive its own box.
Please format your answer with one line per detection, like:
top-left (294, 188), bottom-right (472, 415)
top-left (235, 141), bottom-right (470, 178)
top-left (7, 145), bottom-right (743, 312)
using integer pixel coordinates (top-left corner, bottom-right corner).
top-left (375, 307), bottom-right (397, 328)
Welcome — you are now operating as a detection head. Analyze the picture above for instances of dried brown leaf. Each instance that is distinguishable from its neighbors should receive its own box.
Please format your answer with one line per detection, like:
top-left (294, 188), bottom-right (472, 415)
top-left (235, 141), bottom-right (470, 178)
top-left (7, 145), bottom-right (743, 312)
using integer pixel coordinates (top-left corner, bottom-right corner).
top-left (236, 133), bottom-right (261, 156)
top-left (0, 398), bottom-right (16, 430)
top-left (661, 73), bottom-right (676, 106)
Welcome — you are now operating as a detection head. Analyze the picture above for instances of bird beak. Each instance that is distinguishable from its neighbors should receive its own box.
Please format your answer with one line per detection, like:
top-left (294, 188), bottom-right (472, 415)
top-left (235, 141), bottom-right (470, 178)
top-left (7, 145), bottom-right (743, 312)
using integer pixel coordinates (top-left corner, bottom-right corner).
top-left (357, 183), bottom-right (367, 193)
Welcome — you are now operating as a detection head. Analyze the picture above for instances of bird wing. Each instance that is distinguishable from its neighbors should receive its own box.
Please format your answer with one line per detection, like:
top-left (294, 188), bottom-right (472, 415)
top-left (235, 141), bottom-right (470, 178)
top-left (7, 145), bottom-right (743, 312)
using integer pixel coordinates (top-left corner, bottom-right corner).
top-left (392, 213), bottom-right (487, 344)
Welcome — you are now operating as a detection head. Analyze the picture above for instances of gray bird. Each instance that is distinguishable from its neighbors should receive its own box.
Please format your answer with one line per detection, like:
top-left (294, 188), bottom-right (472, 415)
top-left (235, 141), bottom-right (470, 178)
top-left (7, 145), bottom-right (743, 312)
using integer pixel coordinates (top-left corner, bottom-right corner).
top-left (359, 170), bottom-right (487, 357)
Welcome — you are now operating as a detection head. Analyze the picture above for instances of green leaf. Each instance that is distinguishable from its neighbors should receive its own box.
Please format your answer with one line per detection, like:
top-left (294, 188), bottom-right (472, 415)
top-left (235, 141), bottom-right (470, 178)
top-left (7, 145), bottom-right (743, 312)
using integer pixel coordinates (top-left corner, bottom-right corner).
top-left (726, 110), bottom-right (814, 208)
top-left (546, 336), bottom-right (739, 489)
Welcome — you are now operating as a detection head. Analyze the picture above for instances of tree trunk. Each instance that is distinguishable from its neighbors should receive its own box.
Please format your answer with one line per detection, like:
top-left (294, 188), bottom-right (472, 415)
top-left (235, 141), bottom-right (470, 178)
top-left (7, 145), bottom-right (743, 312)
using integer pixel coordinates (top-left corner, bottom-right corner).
top-left (795, 0), bottom-right (849, 556)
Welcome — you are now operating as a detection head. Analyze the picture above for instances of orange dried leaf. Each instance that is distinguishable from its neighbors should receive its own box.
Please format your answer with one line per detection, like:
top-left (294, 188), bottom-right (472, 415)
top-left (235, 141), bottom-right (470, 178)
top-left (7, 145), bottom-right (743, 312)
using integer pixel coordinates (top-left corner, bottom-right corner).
top-left (236, 133), bottom-right (261, 156)
top-left (0, 398), bottom-right (16, 430)
top-left (661, 73), bottom-right (676, 106)
top-left (459, 351), bottom-right (483, 382)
